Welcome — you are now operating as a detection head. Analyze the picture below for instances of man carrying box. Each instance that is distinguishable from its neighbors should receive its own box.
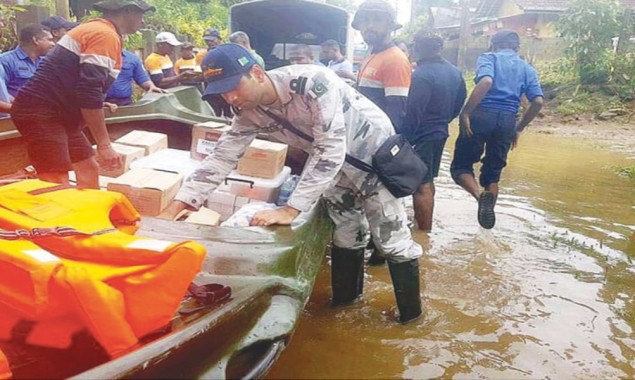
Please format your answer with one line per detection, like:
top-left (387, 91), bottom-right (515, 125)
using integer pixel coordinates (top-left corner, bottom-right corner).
top-left (10, 0), bottom-right (155, 189)
top-left (161, 44), bottom-right (423, 324)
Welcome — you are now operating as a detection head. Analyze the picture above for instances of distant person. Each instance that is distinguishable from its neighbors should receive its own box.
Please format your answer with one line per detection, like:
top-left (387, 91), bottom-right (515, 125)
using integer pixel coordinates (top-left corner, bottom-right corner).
top-left (451, 29), bottom-right (544, 229)
top-left (229, 31), bottom-right (265, 69)
top-left (0, 24), bottom-right (55, 97)
top-left (402, 30), bottom-right (466, 232)
top-left (352, 0), bottom-right (411, 133)
top-left (0, 17), bottom-right (12, 116)
top-left (320, 39), bottom-right (354, 81)
top-left (40, 16), bottom-right (78, 42)
top-left (196, 28), bottom-right (231, 117)
top-left (10, 0), bottom-right (155, 189)
top-left (174, 42), bottom-right (197, 74)
top-left (352, 0), bottom-right (412, 266)
top-left (145, 31), bottom-right (194, 88)
top-left (106, 49), bottom-right (163, 106)
top-left (195, 28), bottom-right (222, 66)
top-left (288, 44), bottom-right (316, 65)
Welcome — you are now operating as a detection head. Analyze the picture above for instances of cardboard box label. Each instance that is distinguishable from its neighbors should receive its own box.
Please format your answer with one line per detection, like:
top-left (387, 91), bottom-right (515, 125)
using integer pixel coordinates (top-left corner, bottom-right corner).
top-left (196, 139), bottom-right (217, 155)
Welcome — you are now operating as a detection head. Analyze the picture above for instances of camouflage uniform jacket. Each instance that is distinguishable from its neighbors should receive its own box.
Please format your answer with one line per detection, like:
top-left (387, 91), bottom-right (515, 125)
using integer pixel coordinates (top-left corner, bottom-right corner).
top-left (175, 65), bottom-right (396, 212)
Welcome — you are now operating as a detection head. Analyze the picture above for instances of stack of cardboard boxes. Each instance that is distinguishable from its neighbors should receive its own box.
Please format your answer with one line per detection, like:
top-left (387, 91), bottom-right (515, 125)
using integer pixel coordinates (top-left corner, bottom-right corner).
top-left (103, 131), bottom-right (183, 217)
top-left (100, 121), bottom-right (292, 225)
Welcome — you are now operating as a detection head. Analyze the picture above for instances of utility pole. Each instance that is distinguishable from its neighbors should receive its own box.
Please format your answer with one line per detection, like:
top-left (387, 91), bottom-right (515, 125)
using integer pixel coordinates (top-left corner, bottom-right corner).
top-left (456, 0), bottom-right (471, 69)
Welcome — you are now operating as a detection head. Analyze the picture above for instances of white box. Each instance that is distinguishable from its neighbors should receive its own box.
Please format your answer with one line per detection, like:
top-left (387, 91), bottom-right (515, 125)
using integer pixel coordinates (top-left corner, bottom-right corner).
top-left (220, 166), bottom-right (291, 203)
top-left (115, 131), bottom-right (168, 155)
top-left (130, 149), bottom-right (200, 177)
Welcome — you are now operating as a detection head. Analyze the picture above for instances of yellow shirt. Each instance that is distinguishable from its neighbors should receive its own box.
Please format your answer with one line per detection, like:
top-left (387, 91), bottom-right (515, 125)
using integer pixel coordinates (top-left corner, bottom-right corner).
top-left (174, 57), bottom-right (198, 74)
top-left (195, 49), bottom-right (208, 66)
top-left (144, 52), bottom-right (175, 77)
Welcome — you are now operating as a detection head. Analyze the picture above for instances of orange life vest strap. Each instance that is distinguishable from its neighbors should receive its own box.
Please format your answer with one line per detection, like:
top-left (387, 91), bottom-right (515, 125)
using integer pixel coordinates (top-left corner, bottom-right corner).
top-left (0, 227), bottom-right (116, 241)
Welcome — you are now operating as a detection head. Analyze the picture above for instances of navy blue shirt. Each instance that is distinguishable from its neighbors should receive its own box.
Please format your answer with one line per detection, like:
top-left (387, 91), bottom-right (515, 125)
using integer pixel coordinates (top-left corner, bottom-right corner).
top-left (403, 57), bottom-right (466, 143)
top-left (106, 50), bottom-right (150, 102)
top-left (475, 49), bottom-right (543, 114)
top-left (0, 46), bottom-right (43, 97)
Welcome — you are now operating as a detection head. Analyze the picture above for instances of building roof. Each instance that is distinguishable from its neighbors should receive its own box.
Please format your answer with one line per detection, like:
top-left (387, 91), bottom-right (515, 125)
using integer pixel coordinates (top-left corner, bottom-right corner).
top-left (477, 0), bottom-right (635, 17)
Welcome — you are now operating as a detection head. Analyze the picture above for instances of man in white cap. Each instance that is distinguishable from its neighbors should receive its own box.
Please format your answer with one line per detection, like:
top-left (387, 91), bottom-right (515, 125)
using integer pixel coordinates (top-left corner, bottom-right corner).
top-left (144, 31), bottom-right (195, 88)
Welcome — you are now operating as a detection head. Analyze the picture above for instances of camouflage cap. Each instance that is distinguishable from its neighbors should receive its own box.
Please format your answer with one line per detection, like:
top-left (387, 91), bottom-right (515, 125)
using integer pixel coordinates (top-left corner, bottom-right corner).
top-left (93, 0), bottom-right (156, 13)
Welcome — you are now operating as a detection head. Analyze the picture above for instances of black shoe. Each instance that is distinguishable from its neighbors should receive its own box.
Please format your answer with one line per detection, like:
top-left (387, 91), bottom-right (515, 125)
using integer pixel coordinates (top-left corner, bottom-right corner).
top-left (331, 245), bottom-right (365, 306)
top-left (366, 238), bottom-right (386, 266)
top-left (477, 191), bottom-right (496, 229)
top-left (388, 259), bottom-right (422, 324)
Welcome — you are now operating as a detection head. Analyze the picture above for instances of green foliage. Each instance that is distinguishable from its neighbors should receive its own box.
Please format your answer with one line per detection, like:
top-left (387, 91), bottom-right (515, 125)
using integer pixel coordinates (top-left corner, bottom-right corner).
top-left (0, 4), bottom-right (25, 51)
top-left (557, 0), bottom-right (632, 85)
top-left (144, 0), bottom-right (229, 46)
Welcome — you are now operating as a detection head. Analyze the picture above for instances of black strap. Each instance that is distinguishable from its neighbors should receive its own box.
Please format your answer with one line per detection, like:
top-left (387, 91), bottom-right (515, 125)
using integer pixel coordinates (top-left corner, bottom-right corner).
top-left (258, 107), bottom-right (374, 173)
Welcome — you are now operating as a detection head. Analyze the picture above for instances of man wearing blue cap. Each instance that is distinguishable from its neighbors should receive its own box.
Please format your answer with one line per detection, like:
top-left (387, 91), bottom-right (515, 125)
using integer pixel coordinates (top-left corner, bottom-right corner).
top-left (451, 29), bottom-right (544, 229)
top-left (162, 43), bottom-right (424, 324)
top-left (40, 16), bottom-right (79, 43)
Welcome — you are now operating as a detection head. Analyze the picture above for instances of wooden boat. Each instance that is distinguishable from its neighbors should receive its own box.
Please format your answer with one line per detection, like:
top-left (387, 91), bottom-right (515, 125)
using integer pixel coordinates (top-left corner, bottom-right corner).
top-left (0, 87), bottom-right (333, 379)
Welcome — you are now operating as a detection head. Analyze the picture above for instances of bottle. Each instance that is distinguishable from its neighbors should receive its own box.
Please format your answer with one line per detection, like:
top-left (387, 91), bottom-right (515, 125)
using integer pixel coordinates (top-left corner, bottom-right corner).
top-left (277, 175), bottom-right (300, 206)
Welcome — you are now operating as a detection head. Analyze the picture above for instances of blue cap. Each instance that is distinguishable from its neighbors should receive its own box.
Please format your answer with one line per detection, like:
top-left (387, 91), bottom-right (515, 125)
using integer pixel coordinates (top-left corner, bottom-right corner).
top-left (202, 43), bottom-right (257, 96)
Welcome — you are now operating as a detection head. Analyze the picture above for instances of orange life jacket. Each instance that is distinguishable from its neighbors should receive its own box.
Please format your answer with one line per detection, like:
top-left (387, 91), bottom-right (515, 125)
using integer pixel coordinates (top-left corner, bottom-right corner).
top-left (0, 180), bottom-right (206, 360)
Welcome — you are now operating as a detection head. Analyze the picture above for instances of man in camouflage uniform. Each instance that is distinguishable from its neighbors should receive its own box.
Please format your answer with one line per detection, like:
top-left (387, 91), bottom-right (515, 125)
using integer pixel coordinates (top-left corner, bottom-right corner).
top-left (161, 44), bottom-right (423, 323)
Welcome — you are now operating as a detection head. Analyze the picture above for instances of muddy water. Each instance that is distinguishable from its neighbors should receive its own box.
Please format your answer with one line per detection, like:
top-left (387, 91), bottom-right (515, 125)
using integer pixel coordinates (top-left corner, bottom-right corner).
top-left (268, 127), bottom-right (635, 379)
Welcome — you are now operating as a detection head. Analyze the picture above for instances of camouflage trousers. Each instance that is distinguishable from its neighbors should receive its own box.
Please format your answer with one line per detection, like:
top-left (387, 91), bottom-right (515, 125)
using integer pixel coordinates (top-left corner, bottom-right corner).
top-left (323, 172), bottom-right (423, 263)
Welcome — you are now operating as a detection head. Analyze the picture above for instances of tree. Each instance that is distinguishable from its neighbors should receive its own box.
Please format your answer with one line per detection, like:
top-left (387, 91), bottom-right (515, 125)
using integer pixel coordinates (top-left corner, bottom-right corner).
top-left (557, 0), bottom-right (631, 85)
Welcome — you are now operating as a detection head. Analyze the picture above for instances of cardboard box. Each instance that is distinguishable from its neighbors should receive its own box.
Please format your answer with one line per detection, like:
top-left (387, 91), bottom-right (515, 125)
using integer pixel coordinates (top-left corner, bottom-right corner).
top-left (207, 191), bottom-right (253, 222)
top-left (181, 207), bottom-right (221, 226)
top-left (95, 143), bottom-right (145, 178)
top-left (237, 139), bottom-right (287, 179)
top-left (130, 149), bottom-right (199, 178)
top-left (107, 168), bottom-right (183, 216)
top-left (115, 131), bottom-right (168, 155)
top-left (190, 121), bottom-right (231, 160)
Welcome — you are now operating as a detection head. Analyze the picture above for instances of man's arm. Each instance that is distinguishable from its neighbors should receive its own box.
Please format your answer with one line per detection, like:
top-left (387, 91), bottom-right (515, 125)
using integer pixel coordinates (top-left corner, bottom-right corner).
top-left (402, 74), bottom-right (432, 140)
top-left (72, 33), bottom-right (122, 167)
top-left (251, 76), bottom-right (347, 226)
top-left (458, 76), bottom-right (492, 137)
top-left (382, 54), bottom-right (412, 133)
top-left (452, 74), bottom-right (467, 121)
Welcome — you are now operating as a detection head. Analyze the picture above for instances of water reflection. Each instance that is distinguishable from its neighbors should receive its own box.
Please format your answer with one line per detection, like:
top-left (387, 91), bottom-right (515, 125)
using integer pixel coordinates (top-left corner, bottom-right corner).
top-left (268, 127), bottom-right (635, 379)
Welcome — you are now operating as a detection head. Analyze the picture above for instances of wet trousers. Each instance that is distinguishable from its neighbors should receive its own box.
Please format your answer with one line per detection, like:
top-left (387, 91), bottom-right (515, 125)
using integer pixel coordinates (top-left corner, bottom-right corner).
top-left (324, 174), bottom-right (422, 263)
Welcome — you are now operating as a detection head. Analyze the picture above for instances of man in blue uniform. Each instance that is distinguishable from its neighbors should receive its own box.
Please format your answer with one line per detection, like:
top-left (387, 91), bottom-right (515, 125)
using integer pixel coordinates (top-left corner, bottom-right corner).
top-left (451, 30), bottom-right (544, 229)
top-left (106, 49), bottom-right (163, 106)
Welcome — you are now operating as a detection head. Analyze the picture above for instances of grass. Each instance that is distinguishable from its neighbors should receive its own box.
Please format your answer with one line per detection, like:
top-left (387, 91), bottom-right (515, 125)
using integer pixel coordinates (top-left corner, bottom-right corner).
top-left (612, 165), bottom-right (635, 180)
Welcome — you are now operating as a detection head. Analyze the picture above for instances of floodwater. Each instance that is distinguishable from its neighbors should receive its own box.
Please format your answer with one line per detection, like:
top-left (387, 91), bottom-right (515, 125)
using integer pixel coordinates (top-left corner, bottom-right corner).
top-left (268, 126), bottom-right (635, 379)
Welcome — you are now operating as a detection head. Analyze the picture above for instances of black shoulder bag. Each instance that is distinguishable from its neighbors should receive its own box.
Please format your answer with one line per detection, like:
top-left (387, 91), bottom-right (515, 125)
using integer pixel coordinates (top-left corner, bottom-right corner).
top-left (259, 107), bottom-right (428, 198)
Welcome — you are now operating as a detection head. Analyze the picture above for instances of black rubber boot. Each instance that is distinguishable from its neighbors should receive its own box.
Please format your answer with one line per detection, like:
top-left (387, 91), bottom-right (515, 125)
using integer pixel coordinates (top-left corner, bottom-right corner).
top-left (331, 245), bottom-right (365, 306)
top-left (388, 259), bottom-right (422, 324)
top-left (366, 238), bottom-right (386, 266)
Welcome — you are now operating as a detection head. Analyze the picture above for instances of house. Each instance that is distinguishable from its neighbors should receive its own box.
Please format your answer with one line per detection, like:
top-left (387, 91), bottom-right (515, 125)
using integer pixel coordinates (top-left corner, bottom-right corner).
top-left (472, 0), bottom-right (635, 39)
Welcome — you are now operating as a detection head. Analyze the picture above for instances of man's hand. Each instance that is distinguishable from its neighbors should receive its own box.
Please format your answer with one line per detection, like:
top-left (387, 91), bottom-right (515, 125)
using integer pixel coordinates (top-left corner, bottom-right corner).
top-left (148, 86), bottom-right (165, 94)
top-left (459, 112), bottom-right (473, 138)
top-left (158, 200), bottom-right (190, 220)
top-left (103, 102), bottom-right (118, 113)
top-left (250, 206), bottom-right (301, 227)
top-left (96, 144), bottom-right (122, 170)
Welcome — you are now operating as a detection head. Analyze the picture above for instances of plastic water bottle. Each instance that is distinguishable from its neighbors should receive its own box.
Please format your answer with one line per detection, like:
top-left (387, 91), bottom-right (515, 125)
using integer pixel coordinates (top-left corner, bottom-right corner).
top-left (277, 175), bottom-right (300, 206)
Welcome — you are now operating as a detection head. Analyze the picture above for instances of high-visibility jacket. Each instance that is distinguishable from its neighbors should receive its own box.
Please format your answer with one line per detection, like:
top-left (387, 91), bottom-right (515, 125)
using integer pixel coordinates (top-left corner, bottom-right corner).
top-left (0, 349), bottom-right (10, 380)
top-left (0, 180), bottom-right (206, 360)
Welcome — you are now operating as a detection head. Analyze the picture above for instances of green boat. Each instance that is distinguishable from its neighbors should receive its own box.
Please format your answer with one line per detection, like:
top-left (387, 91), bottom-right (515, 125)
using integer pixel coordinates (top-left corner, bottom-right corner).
top-left (0, 87), bottom-right (333, 379)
